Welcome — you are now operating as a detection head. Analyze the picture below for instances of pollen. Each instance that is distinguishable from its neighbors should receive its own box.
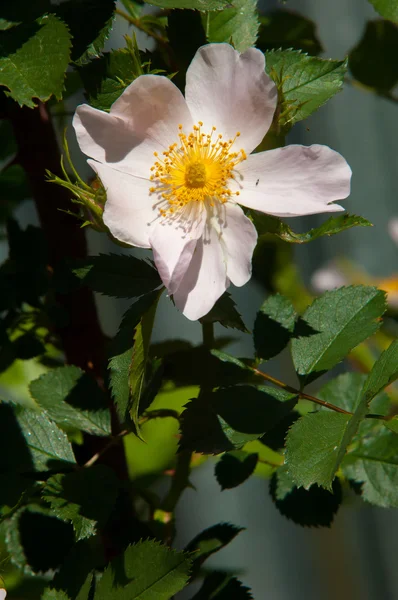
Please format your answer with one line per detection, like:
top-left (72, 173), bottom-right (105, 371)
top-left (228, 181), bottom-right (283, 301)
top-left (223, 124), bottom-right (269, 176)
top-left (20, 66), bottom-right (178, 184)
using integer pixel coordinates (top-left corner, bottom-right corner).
top-left (149, 122), bottom-right (246, 216)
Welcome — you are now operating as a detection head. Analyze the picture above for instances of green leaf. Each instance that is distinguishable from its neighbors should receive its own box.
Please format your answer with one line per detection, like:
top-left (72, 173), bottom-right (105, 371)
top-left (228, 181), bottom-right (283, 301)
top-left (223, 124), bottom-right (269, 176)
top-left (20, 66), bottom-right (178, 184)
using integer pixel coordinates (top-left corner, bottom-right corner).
top-left (180, 386), bottom-right (297, 454)
top-left (192, 572), bottom-right (253, 599)
top-left (30, 365), bottom-right (111, 436)
top-left (200, 292), bottom-right (247, 332)
top-left (42, 466), bottom-right (119, 541)
top-left (257, 9), bottom-right (323, 56)
top-left (385, 416), bottom-right (398, 434)
top-left (215, 451), bottom-right (258, 489)
top-left (252, 212), bottom-right (372, 244)
top-left (254, 294), bottom-right (296, 361)
top-left (147, 0), bottom-right (229, 10)
top-left (204, 0), bottom-right (259, 53)
top-left (368, 0), bottom-right (398, 21)
top-left (185, 523), bottom-right (243, 571)
top-left (108, 291), bottom-right (161, 422)
top-left (76, 574), bottom-right (94, 600)
top-left (291, 286), bottom-right (387, 384)
top-left (270, 466), bottom-right (342, 527)
top-left (71, 254), bottom-right (161, 298)
top-left (93, 540), bottom-right (191, 599)
top-left (265, 49), bottom-right (347, 129)
top-left (42, 590), bottom-right (70, 600)
top-left (361, 340), bottom-right (398, 403)
top-left (259, 410), bottom-right (299, 451)
top-left (343, 428), bottom-right (398, 507)
top-left (0, 14), bottom-right (72, 108)
top-left (129, 292), bottom-right (161, 436)
top-left (349, 19), bottom-right (398, 91)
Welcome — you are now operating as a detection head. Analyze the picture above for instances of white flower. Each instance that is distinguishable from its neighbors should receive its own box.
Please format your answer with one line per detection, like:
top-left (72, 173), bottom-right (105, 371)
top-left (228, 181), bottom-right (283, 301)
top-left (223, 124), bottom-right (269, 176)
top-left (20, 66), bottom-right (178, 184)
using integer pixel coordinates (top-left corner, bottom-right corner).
top-left (73, 43), bottom-right (351, 320)
top-left (0, 588), bottom-right (6, 600)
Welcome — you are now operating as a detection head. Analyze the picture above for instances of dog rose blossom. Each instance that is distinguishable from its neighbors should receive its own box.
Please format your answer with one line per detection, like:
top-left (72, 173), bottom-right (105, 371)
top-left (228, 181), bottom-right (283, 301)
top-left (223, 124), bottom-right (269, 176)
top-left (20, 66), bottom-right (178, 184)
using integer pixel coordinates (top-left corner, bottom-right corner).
top-left (73, 43), bottom-right (351, 320)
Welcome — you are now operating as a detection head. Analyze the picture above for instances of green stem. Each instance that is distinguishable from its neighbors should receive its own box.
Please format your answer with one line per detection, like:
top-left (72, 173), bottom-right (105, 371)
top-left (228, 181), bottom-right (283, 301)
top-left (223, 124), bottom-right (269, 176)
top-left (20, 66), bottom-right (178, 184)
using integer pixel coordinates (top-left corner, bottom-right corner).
top-left (116, 8), bottom-right (167, 46)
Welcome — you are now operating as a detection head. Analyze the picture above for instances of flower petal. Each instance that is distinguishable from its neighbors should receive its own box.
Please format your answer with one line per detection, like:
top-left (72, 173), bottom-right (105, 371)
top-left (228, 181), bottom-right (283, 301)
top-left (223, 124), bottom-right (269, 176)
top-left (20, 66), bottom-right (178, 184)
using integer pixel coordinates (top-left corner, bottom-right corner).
top-left (218, 202), bottom-right (257, 287)
top-left (150, 204), bottom-right (206, 294)
top-left (185, 43), bottom-right (277, 155)
top-left (174, 225), bottom-right (229, 321)
top-left (73, 75), bottom-right (193, 177)
top-left (90, 160), bottom-right (154, 248)
top-left (235, 145), bottom-right (351, 217)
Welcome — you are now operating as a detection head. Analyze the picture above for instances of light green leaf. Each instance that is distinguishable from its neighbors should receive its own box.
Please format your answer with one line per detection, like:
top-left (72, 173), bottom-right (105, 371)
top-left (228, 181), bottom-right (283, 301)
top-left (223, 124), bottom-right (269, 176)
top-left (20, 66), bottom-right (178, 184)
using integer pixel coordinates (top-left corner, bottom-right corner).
top-left (265, 49), bottom-right (347, 129)
top-left (291, 286), bottom-right (387, 384)
top-left (42, 589), bottom-right (70, 600)
top-left (42, 466), bottom-right (119, 541)
top-left (368, 0), bottom-right (398, 21)
top-left (361, 340), bottom-right (398, 403)
top-left (204, 0), bottom-right (259, 52)
top-left (343, 428), bottom-right (398, 507)
top-left (30, 365), bottom-right (111, 436)
top-left (252, 212), bottom-right (372, 244)
top-left (76, 574), bottom-right (94, 600)
top-left (93, 540), bottom-right (191, 599)
top-left (147, 0), bottom-right (229, 10)
top-left (254, 294), bottom-right (296, 361)
top-left (0, 14), bottom-right (72, 108)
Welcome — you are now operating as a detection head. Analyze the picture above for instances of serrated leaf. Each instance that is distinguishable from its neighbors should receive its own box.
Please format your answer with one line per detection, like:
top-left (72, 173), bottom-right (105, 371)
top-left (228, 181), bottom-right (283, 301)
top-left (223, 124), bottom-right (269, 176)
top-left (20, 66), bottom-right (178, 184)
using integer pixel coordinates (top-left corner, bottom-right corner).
top-left (257, 9), bottom-right (323, 56)
top-left (42, 589), bottom-right (70, 600)
top-left (30, 365), bottom-right (111, 436)
top-left (200, 292), bottom-right (247, 332)
top-left (361, 340), bottom-right (398, 403)
top-left (93, 540), bottom-right (191, 599)
top-left (252, 212), bottom-right (372, 244)
top-left (343, 428), bottom-right (398, 507)
top-left (185, 523), bottom-right (243, 571)
top-left (204, 0), bottom-right (259, 52)
top-left (192, 572), bottom-right (253, 599)
top-left (265, 49), bottom-right (347, 128)
top-left (368, 0), bottom-right (398, 21)
top-left (0, 14), bottom-right (72, 108)
top-left (215, 451), bottom-right (258, 489)
top-left (254, 294), bottom-right (296, 361)
top-left (108, 291), bottom-right (161, 423)
top-left (270, 466), bottom-right (342, 527)
top-left (42, 465), bottom-right (119, 541)
top-left (76, 574), bottom-right (94, 600)
top-left (147, 0), bottom-right (229, 10)
top-left (71, 254), bottom-right (161, 299)
top-left (349, 19), bottom-right (398, 91)
top-left (291, 286), bottom-right (387, 384)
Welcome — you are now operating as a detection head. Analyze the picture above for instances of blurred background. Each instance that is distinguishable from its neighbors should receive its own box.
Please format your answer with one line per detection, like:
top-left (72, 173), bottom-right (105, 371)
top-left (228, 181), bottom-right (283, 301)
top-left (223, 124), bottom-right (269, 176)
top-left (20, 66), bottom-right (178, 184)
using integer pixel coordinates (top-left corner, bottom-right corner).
top-left (1, 0), bottom-right (398, 598)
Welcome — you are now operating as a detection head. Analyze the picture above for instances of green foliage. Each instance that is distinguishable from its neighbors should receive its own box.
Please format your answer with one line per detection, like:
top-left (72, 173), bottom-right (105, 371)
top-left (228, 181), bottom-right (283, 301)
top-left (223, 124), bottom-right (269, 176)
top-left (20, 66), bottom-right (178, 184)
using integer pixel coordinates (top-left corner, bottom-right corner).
top-left (42, 466), bottom-right (119, 541)
top-left (204, 0), bottom-right (259, 53)
top-left (29, 365), bottom-right (111, 436)
top-left (91, 540), bottom-right (191, 598)
top-left (257, 9), bottom-right (323, 55)
top-left (147, 0), bottom-right (229, 10)
top-left (291, 286), bottom-right (387, 384)
top-left (0, 14), bottom-right (72, 107)
top-left (200, 292), bottom-right (247, 332)
top-left (71, 254), bottom-right (162, 299)
top-left (368, 0), bottom-right (398, 21)
top-left (252, 212), bottom-right (372, 244)
top-left (185, 523), bottom-right (243, 572)
top-left (361, 340), bottom-right (398, 403)
top-left (265, 49), bottom-right (347, 130)
top-left (192, 572), bottom-right (253, 599)
top-left (215, 451), bottom-right (259, 489)
top-left (42, 590), bottom-right (70, 600)
top-left (254, 294), bottom-right (296, 361)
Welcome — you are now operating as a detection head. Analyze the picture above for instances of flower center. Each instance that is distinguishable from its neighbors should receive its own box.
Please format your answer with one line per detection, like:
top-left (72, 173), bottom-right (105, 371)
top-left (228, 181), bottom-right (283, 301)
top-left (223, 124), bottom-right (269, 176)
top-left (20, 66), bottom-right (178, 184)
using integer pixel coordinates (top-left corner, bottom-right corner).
top-left (149, 122), bottom-right (246, 216)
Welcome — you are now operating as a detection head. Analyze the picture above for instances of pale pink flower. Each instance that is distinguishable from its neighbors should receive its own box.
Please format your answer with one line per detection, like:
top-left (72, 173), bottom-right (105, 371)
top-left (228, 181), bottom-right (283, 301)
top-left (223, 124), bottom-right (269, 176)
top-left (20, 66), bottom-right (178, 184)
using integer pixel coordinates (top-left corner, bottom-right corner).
top-left (388, 217), bottom-right (398, 246)
top-left (0, 589), bottom-right (6, 600)
top-left (73, 43), bottom-right (351, 320)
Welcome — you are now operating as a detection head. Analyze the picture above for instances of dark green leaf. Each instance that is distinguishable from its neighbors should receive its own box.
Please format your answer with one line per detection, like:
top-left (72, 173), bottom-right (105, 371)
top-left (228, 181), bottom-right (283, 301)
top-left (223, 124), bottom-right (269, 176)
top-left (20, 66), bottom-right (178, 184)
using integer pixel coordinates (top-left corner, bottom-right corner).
top-left (215, 451), bottom-right (258, 489)
top-left (53, 539), bottom-right (104, 599)
top-left (252, 212), bottom-right (372, 244)
top-left (0, 164), bottom-right (31, 222)
top-left (13, 333), bottom-right (45, 359)
top-left (147, 0), bottom-right (229, 10)
top-left (349, 20), bottom-right (398, 91)
top-left (254, 294), bottom-right (296, 361)
top-left (368, 0), bottom-right (398, 21)
top-left (204, 0), bottom-right (259, 53)
top-left (185, 523), bottom-right (243, 572)
top-left (108, 291), bottom-right (161, 422)
top-left (42, 465), bottom-right (119, 541)
top-left (265, 49), bottom-right (347, 129)
top-left (343, 428), bottom-right (398, 507)
top-left (291, 286), bottom-right (387, 384)
top-left (257, 9), bottom-right (322, 55)
top-left (30, 365), bottom-right (111, 436)
top-left (0, 15), bottom-right (72, 107)
top-left (270, 466), bottom-right (342, 527)
top-left (259, 410), bottom-right (300, 451)
top-left (361, 340), bottom-right (398, 403)
top-left (192, 572), bottom-right (253, 599)
top-left (167, 10), bottom-right (207, 90)
top-left (200, 292), bottom-right (247, 332)
top-left (42, 590), bottom-right (70, 600)
top-left (76, 574), bottom-right (94, 600)
top-left (93, 540), bottom-right (191, 599)
top-left (385, 416), bottom-right (398, 434)
top-left (71, 254), bottom-right (161, 298)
